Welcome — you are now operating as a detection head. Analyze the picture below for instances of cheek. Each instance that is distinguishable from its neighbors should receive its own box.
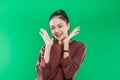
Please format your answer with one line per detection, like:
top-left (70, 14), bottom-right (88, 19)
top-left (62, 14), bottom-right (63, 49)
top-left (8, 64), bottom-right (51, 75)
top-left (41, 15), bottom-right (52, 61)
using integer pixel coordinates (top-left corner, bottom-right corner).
top-left (51, 30), bottom-right (55, 35)
top-left (63, 28), bottom-right (68, 34)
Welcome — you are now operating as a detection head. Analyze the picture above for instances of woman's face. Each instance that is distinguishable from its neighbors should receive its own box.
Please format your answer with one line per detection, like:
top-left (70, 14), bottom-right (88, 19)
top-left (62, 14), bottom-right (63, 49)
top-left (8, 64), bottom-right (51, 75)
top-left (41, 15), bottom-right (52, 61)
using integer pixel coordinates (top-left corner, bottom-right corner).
top-left (49, 16), bottom-right (70, 41)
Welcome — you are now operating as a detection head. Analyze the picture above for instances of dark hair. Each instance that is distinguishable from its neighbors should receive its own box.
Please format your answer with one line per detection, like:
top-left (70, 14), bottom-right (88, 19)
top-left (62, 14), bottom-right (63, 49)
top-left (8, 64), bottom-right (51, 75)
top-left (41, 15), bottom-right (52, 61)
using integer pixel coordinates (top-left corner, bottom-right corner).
top-left (49, 10), bottom-right (69, 24)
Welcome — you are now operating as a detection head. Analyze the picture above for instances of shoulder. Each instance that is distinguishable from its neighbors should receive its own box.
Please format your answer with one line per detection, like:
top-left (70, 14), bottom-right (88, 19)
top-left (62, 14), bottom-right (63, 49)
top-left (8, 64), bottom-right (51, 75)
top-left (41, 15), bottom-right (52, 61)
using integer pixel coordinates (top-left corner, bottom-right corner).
top-left (72, 40), bottom-right (86, 48)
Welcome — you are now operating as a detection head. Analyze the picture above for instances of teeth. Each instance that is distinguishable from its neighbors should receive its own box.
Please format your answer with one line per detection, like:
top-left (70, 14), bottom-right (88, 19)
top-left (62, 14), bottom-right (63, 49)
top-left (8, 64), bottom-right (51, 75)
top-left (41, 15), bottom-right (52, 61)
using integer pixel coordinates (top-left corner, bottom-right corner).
top-left (55, 33), bottom-right (62, 38)
top-left (56, 34), bottom-right (60, 36)
top-left (56, 34), bottom-right (61, 38)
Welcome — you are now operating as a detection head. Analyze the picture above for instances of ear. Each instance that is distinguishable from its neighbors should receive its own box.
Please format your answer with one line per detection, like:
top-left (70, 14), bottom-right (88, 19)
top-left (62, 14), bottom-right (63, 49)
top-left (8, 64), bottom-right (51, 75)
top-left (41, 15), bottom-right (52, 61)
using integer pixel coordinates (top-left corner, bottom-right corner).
top-left (67, 23), bottom-right (70, 30)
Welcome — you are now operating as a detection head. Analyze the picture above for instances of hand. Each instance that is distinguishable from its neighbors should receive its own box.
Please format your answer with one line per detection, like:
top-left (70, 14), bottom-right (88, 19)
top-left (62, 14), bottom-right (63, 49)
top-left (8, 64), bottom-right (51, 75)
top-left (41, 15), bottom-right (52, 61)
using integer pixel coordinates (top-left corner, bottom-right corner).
top-left (35, 77), bottom-right (40, 80)
top-left (63, 26), bottom-right (80, 44)
top-left (39, 28), bottom-right (53, 46)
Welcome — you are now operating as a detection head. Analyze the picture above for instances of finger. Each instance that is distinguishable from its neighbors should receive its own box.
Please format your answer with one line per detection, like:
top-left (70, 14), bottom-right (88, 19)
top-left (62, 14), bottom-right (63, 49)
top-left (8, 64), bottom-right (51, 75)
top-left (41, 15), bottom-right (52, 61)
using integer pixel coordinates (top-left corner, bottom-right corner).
top-left (74, 26), bottom-right (80, 31)
top-left (76, 26), bottom-right (80, 29)
top-left (74, 31), bottom-right (79, 36)
top-left (74, 26), bottom-right (80, 32)
top-left (40, 28), bottom-right (46, 34)
top-left (72, 26), bottom-right (80, 33)
top-left (39, 32), bottom-right (45, 40)
top-left (51, 38), bottom-right (54, 41)
top-left (39, 32), bottom-right (46, 42)
top-left (40, 28), bottom-right (50, 39)
top-left (40, 28), bottom-right (47, 34)
top-left (40, 29), bottom-right (52, 44)
top-left (74, 28), bottom-right (80, 32)
top-left (75, 28), bottom-right (80, 33)
top-left (40, 28), bottom-right (46, 35)
top-left (51, 38), bottom-right (54, 44)
top-left (40, 28), bottom-right (45, 31)
top-left (39, 31), bottom-right (49, 44)
top-left (68, 26), bottom-right (80, 39)
top-left (75, 27), bottom-right (80, 32)
top-left (71, 28), bottom-right (80, 35)
top-left (69, 32), bottom-right (79, 39)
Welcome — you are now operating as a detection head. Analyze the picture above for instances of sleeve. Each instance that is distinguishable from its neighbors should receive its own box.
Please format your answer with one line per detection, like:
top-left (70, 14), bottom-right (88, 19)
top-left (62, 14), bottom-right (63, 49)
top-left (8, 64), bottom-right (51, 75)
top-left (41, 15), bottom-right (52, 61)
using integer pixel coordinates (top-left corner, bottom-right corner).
top-left (36, 46), bottom-right (51, 80)
top-left (60, 43), bottom-right (86, 79)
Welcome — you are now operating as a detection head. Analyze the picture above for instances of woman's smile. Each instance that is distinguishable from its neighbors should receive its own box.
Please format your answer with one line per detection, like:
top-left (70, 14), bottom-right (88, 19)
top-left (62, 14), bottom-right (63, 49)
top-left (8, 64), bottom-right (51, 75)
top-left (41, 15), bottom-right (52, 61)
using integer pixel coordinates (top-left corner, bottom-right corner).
top-left (50, 17), bottom-right (70, 42)
top-left (55, 31), bottom-right (63, 39)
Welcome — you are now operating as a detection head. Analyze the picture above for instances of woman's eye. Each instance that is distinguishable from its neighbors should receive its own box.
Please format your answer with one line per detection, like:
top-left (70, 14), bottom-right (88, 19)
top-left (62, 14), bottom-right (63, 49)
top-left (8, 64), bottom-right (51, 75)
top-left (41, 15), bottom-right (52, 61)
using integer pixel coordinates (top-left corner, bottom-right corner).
top-left (58, 25), bottom-right (62, 28)
top-left (51, 27), bottom-right (54, 30)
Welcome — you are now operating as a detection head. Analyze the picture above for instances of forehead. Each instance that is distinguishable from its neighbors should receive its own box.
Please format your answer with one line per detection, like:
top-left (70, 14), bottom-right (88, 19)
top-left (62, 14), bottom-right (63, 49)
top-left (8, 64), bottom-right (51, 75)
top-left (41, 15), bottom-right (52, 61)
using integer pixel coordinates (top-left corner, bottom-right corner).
top-left (49, 17), bottom-right (66, 26)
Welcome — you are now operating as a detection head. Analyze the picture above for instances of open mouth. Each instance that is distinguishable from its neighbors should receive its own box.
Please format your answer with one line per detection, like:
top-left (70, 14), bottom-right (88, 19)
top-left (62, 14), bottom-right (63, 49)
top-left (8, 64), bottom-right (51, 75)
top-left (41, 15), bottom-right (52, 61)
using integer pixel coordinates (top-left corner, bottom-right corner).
top-left (55, 33), bottom-right (62, 38)
top-left (56, 34), bottom-right (61, 38)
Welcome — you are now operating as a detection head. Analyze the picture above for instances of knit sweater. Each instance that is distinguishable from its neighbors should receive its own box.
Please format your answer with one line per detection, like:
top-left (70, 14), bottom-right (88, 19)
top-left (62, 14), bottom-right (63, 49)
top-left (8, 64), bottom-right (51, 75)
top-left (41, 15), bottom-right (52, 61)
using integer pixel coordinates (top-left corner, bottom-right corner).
top-left (36, 40), bottom-right (86, 80)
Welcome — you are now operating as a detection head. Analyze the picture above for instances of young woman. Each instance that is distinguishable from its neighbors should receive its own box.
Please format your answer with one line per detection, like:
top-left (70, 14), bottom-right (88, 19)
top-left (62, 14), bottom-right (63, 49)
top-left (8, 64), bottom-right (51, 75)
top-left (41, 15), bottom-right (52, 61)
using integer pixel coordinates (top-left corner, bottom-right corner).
top-left (36, 10), bottom-right (86, 80)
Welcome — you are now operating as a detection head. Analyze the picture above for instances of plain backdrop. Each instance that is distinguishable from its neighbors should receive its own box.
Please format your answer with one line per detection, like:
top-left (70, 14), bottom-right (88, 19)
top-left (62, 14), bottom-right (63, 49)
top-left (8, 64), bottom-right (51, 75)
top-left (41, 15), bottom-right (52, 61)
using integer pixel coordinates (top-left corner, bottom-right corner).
top-left (0, 0), bottom-right (120, 80)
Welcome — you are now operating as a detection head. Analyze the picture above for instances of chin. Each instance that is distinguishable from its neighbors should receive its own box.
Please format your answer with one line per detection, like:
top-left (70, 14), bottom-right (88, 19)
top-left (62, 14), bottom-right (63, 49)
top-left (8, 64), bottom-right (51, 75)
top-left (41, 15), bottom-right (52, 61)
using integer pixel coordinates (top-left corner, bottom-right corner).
top-left (57, 37), bottom-right (65, 42)
top-left (56, 38), bottom-right (63, 41)
top-left (55, 36), bottom-right (64, 41)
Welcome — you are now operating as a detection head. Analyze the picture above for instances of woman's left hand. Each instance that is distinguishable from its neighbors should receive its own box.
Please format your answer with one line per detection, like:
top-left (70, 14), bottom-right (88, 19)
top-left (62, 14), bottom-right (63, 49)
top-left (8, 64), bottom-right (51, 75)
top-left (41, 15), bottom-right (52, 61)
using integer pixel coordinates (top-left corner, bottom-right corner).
top-left (63, 26), bottom-right (80, 44)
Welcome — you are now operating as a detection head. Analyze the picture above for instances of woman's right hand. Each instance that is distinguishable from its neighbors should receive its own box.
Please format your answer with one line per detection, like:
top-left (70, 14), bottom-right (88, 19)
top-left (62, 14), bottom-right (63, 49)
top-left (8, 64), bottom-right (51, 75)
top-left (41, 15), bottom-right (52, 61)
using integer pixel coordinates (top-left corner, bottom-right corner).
top-left (39, 28), bottom-right (53, 46)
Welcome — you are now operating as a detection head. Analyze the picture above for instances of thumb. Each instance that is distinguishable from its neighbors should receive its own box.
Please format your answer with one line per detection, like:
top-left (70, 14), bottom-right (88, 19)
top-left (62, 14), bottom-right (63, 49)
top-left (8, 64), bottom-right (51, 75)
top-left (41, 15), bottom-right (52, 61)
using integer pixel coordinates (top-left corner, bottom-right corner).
top-left (51, 38), bottom-right (54, 41)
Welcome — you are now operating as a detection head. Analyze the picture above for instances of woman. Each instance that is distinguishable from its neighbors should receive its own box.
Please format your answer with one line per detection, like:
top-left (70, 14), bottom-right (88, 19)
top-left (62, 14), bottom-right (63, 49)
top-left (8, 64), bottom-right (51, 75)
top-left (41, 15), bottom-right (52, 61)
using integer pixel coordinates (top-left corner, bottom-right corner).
top-left (36, 10), bottom-right (86, 80)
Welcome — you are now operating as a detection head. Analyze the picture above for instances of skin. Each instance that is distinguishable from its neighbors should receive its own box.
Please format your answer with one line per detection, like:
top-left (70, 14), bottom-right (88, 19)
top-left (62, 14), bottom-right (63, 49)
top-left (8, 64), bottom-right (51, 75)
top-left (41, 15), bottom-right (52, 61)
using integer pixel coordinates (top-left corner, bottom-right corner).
top-left (39, 16), bottom-right (80, 63)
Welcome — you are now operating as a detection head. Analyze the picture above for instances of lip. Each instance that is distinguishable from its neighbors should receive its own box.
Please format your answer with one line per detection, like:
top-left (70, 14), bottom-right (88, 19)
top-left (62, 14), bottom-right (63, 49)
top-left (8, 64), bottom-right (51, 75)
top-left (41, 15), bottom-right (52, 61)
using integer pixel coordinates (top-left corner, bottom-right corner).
top-left (55, 34), bottom-right (62, 38)
top-left (56, 35), bottom-right (61, 38)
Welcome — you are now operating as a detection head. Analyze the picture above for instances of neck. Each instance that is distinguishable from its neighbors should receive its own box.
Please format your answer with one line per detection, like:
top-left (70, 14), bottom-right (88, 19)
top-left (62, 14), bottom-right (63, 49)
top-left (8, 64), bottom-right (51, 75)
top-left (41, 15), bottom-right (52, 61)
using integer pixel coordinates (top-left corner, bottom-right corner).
top-left (58, 41), bottom-right (62, 44)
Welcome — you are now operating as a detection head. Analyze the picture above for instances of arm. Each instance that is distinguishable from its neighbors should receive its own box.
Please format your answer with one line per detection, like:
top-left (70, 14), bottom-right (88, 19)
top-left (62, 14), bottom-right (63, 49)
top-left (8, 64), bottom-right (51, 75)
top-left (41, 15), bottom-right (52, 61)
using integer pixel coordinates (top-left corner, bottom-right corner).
top-left (60, 43), bottom-right (86, 79)
top-left (36, 45), bottom-right (52, 80)
top-left (36, 28), bottom-right (53, 80)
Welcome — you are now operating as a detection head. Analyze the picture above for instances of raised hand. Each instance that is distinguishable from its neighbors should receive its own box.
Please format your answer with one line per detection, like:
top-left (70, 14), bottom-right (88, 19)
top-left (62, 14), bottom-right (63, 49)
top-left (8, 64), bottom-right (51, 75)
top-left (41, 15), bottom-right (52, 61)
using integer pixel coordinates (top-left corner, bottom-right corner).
top-left (39, 28), bottom-right (53, 46)
top-left (63, 26), bottom-right (80, 44)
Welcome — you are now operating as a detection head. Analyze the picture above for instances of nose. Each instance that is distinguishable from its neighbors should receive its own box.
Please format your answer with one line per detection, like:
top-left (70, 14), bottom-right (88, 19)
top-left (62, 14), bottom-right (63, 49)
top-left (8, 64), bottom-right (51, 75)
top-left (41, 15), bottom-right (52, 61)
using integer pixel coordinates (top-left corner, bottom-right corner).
top-left (55, 28), bottom-right (59, 33)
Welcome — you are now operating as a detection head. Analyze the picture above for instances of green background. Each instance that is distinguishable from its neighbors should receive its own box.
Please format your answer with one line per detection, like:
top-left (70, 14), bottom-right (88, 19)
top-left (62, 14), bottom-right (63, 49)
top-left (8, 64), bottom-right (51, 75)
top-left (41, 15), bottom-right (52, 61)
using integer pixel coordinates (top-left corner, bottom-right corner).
top-left (0, 0), bottom-right (120, 80)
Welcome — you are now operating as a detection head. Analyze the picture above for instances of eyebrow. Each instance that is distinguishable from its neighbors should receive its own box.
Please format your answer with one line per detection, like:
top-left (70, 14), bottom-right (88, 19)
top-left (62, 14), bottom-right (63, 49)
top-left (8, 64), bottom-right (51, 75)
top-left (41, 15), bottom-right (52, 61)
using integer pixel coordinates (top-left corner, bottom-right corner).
top-left (50, 23), bottom-right (63, 27)
top-left (57, 23), bottom-right (63, 25)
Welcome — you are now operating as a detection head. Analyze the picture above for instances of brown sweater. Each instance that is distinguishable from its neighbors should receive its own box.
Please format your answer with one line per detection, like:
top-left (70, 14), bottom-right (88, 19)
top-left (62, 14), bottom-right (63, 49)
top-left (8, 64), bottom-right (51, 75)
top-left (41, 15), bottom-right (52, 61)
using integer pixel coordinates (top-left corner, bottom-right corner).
top-left (36, 40), bottom-right (86, 80)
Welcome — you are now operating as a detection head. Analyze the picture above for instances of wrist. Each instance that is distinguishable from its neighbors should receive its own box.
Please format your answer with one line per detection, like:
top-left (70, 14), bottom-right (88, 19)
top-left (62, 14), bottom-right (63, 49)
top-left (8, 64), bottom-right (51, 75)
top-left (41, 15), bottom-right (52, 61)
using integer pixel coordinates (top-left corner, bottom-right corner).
top-left (64, 42), bottom-right (69, 46)
top-left (64, 44), bottom-right (69, 54)
top-left (63, 41), bottom-right (69, 45)
top-left (63, 50), bottom-right (70, 53)
top-left (45, 45), bottom-right (52, 54)
top-left (46, 44), bottom-right (52, 48)
top-left (63, 50), bottom-right (70, 58)
top-left (64, 42), bottom-right (69, 47)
